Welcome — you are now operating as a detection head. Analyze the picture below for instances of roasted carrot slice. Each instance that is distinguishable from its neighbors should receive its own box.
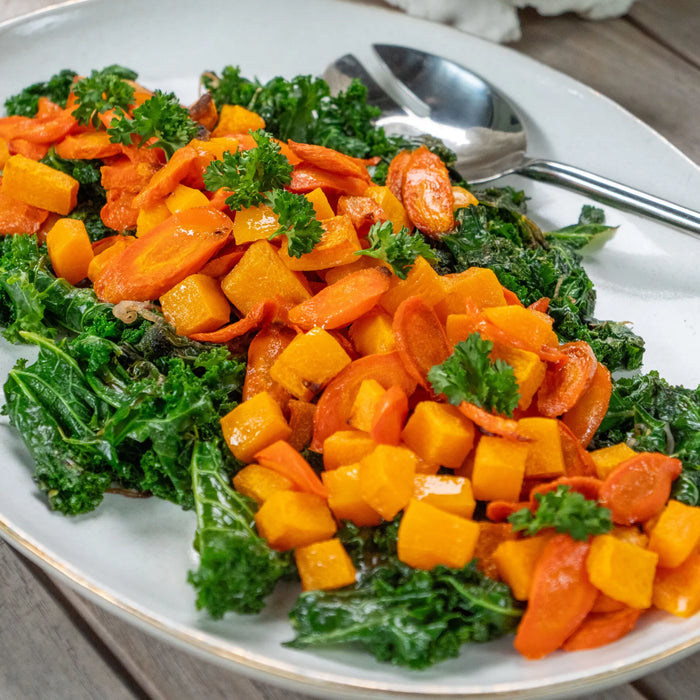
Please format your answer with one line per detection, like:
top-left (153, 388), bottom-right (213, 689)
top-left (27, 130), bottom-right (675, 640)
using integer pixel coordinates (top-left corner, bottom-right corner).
top-left (55, 131), bottom-right (123, 160)
top-left (528, 476), bottom-right (603, 508)
top-left (132, 145), bottom-right (198, 209)
top-left (254, 439), bottom-right (328, 499)
top-left (386, 150), bottom-right (410, 201)
top-left (486, 500), bottom-right (532, 522)
top-left (392, 295), bottom-right (451, 389)
top-left (370, 385), bottom-right (409, 446)
top-left (562, 607), bottom-right (642, 651)
top-left (401, 145), bottom-right (454, 236)
top-left (598, 452), bottom-right (683, 525)
top-left (189, 299), bottom-right (289, 344)
top-left (289, 163), bottom-right (369, 197)
top-left (287, 267), bottom-right (391, 331)
top-left (287, 140), bottom-right (371, 182)
top-left (93, 207), bottom-right (232, 303)
top-left (558, 420), bottom-right (597, 477)
top-left (242, 323), bottom-right (296, 405)
top-left (514, 534), bottom-right (598, 659)
top-left (561, 361), bottom-right (612, 447)
top-left (537, 341), bottom-right (598, 417)
top-left (458, 401), bottom-right (522, 441)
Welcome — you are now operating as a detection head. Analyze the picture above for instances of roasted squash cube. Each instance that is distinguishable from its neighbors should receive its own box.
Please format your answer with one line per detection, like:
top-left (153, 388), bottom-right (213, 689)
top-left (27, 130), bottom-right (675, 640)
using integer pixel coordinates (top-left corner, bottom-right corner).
top-left (231, 204), bottom-right (280, 245)
top-left (322, 463), bottom-right (382, 527)
top-left (590, 443), bottom-right (638, 480)
top-left (363, 185), bottom-right (411, 232)
top-left (46, 218), bottom-right (93, 285)
top-left (412, 473), bottom-right (476, 518)
top-left (304, 187), bottom-right (335, 220)
top-left (517, 417), bottom-right (566, 479)
top-left (648, 500), bottom-right (700, 568)
top-left (348, 307), bottom-right (396, 356)
top-left (348, 378), bottom-right (386, 433)
top-left (493, 534), bottom-right (554, 600)
top-left (653, 553), bottom-right (700, 617)
top-left (434, 267), bottom-right (506, 321)
top-left (211, 104), bottom-right (266, 136)
top-left (160, 273), bottom-right (231, 336)
top-left (482, 305), bottom-right (559, 350)
top-left (471, 435), bottom-right (529, 502)
top-left (491, 344), bottom-right (546, 411)
top-left (295, 539), bottom-right (357, 591)
top-left (322, 430), bottom-right (377, 471)
top-left (232, 463), bottom-right (295, 504)
top-left (380, 255), bottom-right (447, 315)
top-left (165, 184), bottom-right (210, 213)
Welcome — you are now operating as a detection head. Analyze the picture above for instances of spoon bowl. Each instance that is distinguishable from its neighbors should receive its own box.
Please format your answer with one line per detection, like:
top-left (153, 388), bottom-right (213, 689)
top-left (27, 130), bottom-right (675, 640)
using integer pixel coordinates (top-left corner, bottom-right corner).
top-left (324, 45), bottom-right (700, 237)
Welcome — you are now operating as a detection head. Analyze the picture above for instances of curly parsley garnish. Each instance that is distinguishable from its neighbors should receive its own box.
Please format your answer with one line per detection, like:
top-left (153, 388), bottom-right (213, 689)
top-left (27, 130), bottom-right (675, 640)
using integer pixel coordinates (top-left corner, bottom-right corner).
top-left (266, 189), bottom-right (324, 258)
top-left (427, 333), bottom-right (520, 416)
top-left (72, 65), bottom-right (137, 128)
top-left (107, 90), bottom-right (198, 159)
top-left (357, 221), bottom-right (437, 279)
top-left (508, 485), bottom-right (613, 541)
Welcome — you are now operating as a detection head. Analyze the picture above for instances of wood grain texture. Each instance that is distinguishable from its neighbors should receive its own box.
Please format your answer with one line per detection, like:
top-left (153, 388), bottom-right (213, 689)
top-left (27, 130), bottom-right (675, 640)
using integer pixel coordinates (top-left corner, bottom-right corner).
top-left (512, 8), bottom-right (700, 165)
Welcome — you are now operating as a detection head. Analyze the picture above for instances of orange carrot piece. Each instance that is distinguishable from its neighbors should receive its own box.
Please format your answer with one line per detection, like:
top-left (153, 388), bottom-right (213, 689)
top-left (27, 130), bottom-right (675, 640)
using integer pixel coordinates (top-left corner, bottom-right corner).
top-left (132, 145), bottom-right (198, 209)
top-left (514, 534), bottom-right (598, 659)
top-left (242, 323), bottom-right (296, 405)
top-left (311, 351), bottom-right (417, 452)
top-left (386, 150), bottom-right (410, 201)
top-left (527, 297), bottom-right (550, 314)
top-left (0, 188), bottom-right (48, 234)
top-left (0, 108), bottom-right (76, 144)
top-left (189, 299), bottom-right (289, 344)
top-left (55, 131), bottom-right (123, 160)
top-left (537, 341), bottom-right (598, 417)
top-left (598, 452), bottom-right (683, 525)
top-left (392, 295), bottom-right (451, 389)
top-left (457, 401), bottom-right (522, 440)
top-left (100, 189), bottom-right (139, 231)
top-left (401, 146), bottom-right (454, 236)
top-left (561, 362), bottom-right (612, 447)
top-left (559, 420), bottom-right (597, 477)
top-left (370, 385), bottom-right (409, 446)
top-left (528, 476), bottom-right (603, 508)
top-left (287, 267), bottom-right (391, 331)
top-left (254, 440), bottom-right (328, 499)
top-left (486, 500), bottom-right (532, 522)
top-left (93, 207), bottom-right (232, 303)
top-left (336, 195), bottom-right (386, 236)
top-left (289, 163), bottom-right (369, 197)
top-left (562, 608), bottom-right (642, 652)
top-left (287, 140), bottom-right (371, 181)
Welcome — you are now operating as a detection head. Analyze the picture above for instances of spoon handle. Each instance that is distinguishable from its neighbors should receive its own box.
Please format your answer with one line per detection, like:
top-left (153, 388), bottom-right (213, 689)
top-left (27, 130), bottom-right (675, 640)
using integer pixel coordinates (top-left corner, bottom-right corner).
top-left (519, 159), bottom-right (700, 238)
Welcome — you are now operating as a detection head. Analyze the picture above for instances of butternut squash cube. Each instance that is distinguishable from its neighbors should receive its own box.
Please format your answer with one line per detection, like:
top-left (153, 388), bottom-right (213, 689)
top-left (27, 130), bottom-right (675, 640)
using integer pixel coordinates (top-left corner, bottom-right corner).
top-left (211, 104), bottom-right (266, 137)
top-left (412, 474), bottom-right (476, 518)
top-left (653, 553), bottom-right (700, 617)
top-left (165, 184), bottom-right (210, 213)
top-left (380, 255), bottom-right (447, 315)
top-left (517, 417), bottom-right (566, 479)
top-left (471, 435), bottom-right (529, 502)
top-left (586, 534), bottom-right (659, 609)
top-left (279, 215), bottom-right (361, 271)
top-left (255, 490), bottom-right (336, 551)
top-left (269, 328), bottom-right (352, 401)
top-left (231, 204), bottom-right (280, 245)
top-left (491, 344), bottom-right (546, 411)
top-left (348, 307), bottom-right (396, 356)
top-left (160, 273), bottom-right (231, 336)
top-left (648, 500), bottom-right (700, 568)
top-left (304, 187), bottom-right (335, 220)
top-left (401, 401), bottom-right (475, 469)
top-left (136, 202), bottom-right (170, 237)
top-left (220, 390), bottom-right (292, 463)
top-left (87, 236), bottom-right (135, 283)
top-left (590, 443), bottom-right (638, 480)
top-left (434, 267), bottom-right (507, 321)
top-left (322, 430), bottom-right (377, 471)
top-left (46, 218), bottom-right (94, 285)
top-left (358, 444), bottom-right (417, 521)
top-left (364, 185), bottom-right (411, 232)
top-left (398, 498), bottom-right (480, 570)
top-left (295, 539), bottom-right (357, 591)
top-left (348, 378), bottom-right (386, 433)
top-left (232, 463), bottom-right (295, 504)
top-left (482, 305), bottom-right (559, 350)
top-left (493, 534), bottom-right (554, 600)
top-left (220, 239), bottom-right (311, 315)
top-left (322, 463), bottom-right (382, 526)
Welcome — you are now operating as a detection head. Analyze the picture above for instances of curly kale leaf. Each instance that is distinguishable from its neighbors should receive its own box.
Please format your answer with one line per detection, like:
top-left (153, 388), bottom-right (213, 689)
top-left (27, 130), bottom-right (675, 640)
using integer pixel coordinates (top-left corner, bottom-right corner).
top-left (187, 440), bottom-right (292, 617)
top-left (357, 221), bottom-right (437, 279)
top-left (288, 559), bottom-right (522, 669)
top-left (108, 90), bottom-right (198, 159)
top-left (266, 189), bottom-right (324, 257)
top-left (203, 130), bottom-right (292, 209)
top-left (428, 333), bottom-right (520, 416)
top-left (72, 65), bottom-right (138, 128)
top-left (592, 371), bottom-right (700, 505)
top-left (440, 202), bottom-right (644, 371)
top-left (4, 68), bottom-right (78, 117)
top-left (508, 485), bottom-right (612, 541)
top-left (545, 204), bottom-right (618, 250)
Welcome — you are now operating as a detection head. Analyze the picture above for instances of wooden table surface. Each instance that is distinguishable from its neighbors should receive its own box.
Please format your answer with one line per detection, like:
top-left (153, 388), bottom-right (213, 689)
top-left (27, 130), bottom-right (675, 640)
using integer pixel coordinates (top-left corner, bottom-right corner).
top-left (1, 1), bottom-right (699, 698)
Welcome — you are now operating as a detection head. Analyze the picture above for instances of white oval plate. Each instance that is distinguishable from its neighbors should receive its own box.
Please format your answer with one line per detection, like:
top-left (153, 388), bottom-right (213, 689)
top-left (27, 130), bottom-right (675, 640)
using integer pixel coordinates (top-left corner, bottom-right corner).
top-left (1, 1), bottom-right (700, 697)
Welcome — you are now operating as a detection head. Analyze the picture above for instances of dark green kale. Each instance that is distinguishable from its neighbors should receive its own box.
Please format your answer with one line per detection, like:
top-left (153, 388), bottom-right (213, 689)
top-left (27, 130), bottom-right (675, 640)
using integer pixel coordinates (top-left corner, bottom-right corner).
top-left (508, 485), bottom-right (612, 541)
top-left (187, 440), bottom-right (292, 617)
top-left (545, 204), bottom-right (618, 250)
top-left (107, 90), bottom-right (198, 159)
top-left (40, 148), bottom-right (110, 241)
top-left (266, 189), bottom-right (324, 258)
top-left (4, 68), bottom-right (78, 117)
top-left (357, 221), bottom-right (437, 279)
top-left (72, 65), bottom-right (138, 128)
top-left (203, 130), bottom-right (292, 209)
top-left (592, 371), bottom-right (700, 505)
top-left (288, 558), bottom-right (522, 669)
top-left (440, 201), bottom-right (644, 372)
top-left (427, 333), bottom-right (520, 416)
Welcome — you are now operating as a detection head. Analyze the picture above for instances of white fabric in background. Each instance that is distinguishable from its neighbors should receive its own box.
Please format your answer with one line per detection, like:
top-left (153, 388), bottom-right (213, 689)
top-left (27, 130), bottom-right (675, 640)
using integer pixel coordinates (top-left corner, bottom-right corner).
top-left (383, 0), bottom-right (636, 42)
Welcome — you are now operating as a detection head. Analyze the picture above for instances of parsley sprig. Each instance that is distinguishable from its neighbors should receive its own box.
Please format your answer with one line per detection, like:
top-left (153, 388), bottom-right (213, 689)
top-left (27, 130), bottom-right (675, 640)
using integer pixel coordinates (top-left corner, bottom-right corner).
top-left (72, 65), bottom-right (137, 128)
top-left (203, 130), bottom-right (323, 258)
top-left (357, 221), bottom-right (437, 279)
top-left (427, 333), bottom-right (520, 416)
top-left (508, 485), bottom-right (613, 541)
top-left (108, 90), bottom-right (198, 159)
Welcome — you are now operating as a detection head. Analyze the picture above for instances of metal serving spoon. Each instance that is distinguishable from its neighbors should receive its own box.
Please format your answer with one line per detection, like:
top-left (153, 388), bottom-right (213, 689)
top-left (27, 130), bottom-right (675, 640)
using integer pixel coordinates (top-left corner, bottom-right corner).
top-left (323, 44), bottom-right (700, 237)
